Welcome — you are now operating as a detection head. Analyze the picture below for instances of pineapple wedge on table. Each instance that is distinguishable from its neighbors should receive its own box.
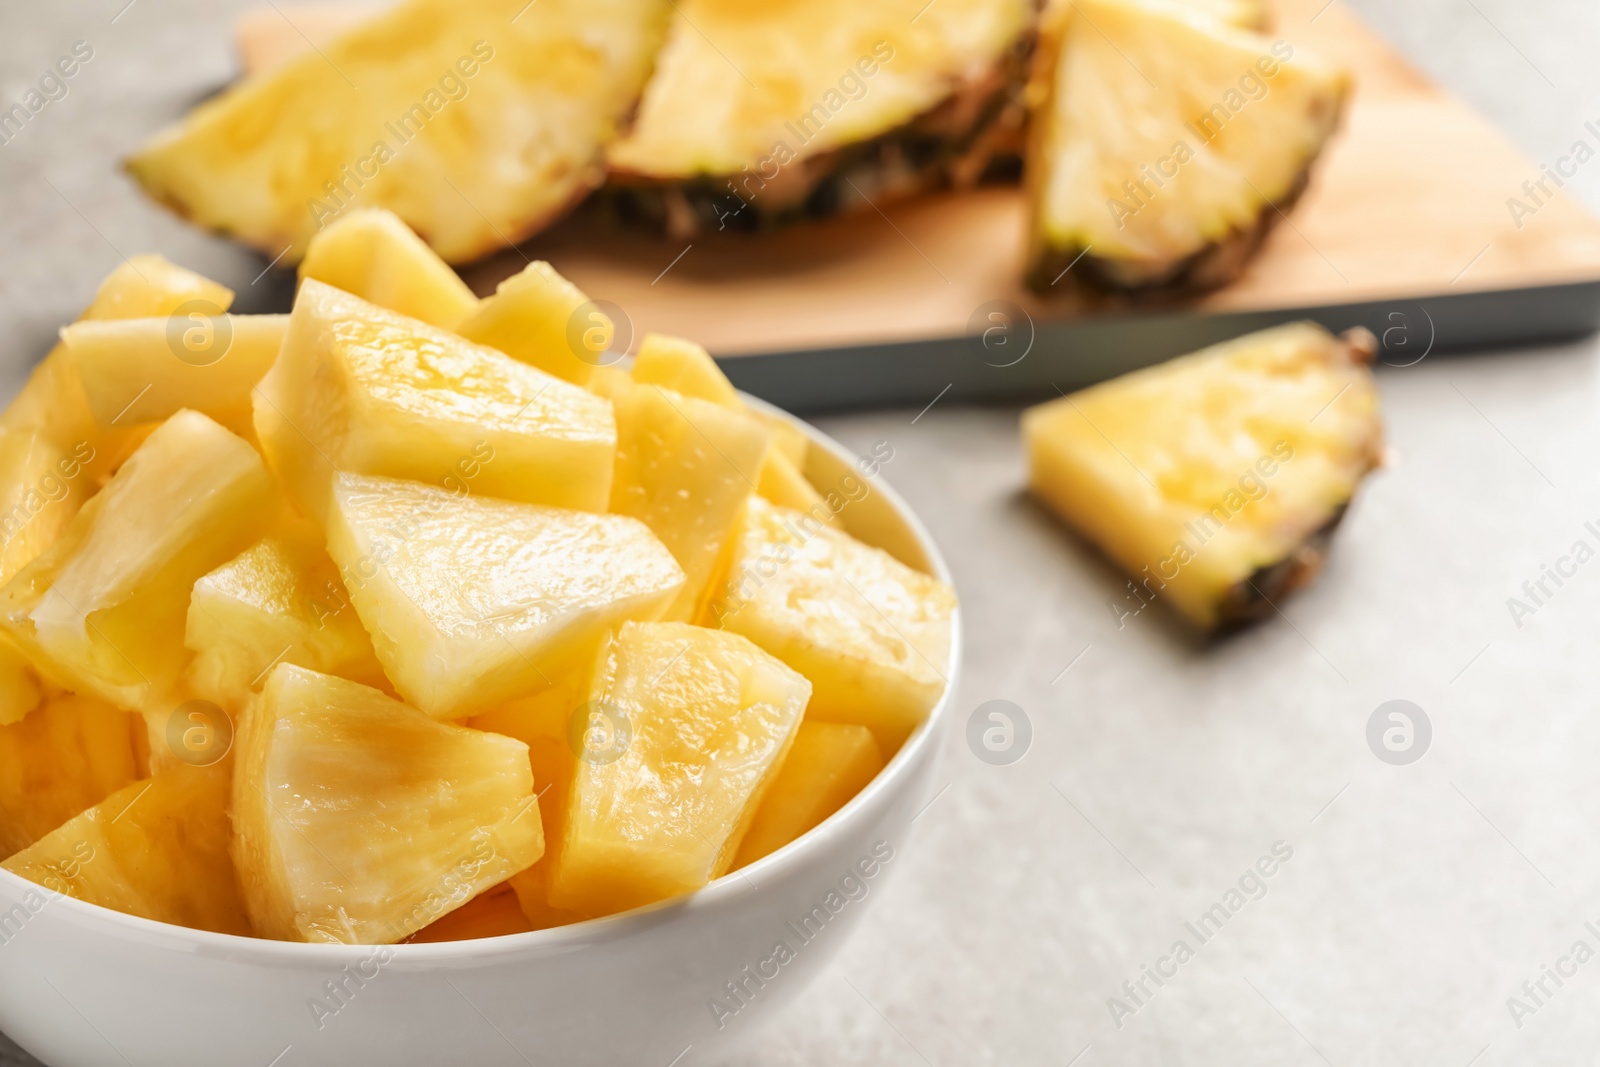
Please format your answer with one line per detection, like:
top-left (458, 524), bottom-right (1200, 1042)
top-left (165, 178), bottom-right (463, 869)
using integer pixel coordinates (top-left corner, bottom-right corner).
top-left (1024, 322), bottom-right (1383, 629)
top-left (605, 0), bottom-right (1036, 236)
top-left (233, 665), bottom-right (545, 944)
top-left (734, 722), bottom-right (884, 869)
top-left (128, 0), bottom-right (672, 263)
top-left (0, 693), bottom-right (141, 860)
top-left (253, 280), bottom-right (616, 523)
top-left (548, 622), bottom-right (810, 919)
top-left (711, 496), bottom-right (956, 753)
top-left (325, 473), bottom-right (685, 721)
top-left (299, 209), bottom-right (479, 330)
top-left (0, 410), bottom-right (276, 713)
top-left (1025, 0), bottom-right (1347, 295)
top-left (3, 764), bottom-right (254, 936)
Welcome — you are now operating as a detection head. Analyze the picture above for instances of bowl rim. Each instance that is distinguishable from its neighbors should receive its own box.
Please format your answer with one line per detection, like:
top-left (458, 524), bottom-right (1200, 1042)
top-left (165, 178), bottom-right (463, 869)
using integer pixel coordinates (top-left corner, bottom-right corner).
top-left (0, 397), bottom-right (962, 964)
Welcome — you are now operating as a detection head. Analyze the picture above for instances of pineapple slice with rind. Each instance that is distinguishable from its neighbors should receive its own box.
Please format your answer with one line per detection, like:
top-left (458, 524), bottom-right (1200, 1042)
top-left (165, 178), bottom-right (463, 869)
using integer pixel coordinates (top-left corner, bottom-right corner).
top-left (326, 473), bottom-right (684, 721)
top-left (4, 255), bottom-right (234, 484)
top-left (611, 382), bottom-right (769, 622)
top-left (185, 524), bottom-right (387, 712)
top-left (59, 314), bottom-right (287, 438)
top-left (1024, 322), bottom-right (1382, 629)
top-left (606, 0), bottom-right (1035, 234)
top-left (455, 261), bottom-right (605, 387)
top-left (299, 208), bottom-right (478, 329)
top-left (1025, 0), bottom-right (1347, 294)
top-left (0, 411), bottom-right (276, 711)
top-left (4, 764), bottom-right (253, 936)
top-left (711, 496), bottom-right (955, 752)
top-left (254, 280), bottom-right (615, 523)
top-left (549, 622), bottom-right (810, 918)
top-left (0, 692), bottom-right (140, 859)
top-left (233, 664), bottom-right (544, 944)
top-left (128, 0), bottom-right (673, 263)
top-left (733, 721), bottom-right (884, 868)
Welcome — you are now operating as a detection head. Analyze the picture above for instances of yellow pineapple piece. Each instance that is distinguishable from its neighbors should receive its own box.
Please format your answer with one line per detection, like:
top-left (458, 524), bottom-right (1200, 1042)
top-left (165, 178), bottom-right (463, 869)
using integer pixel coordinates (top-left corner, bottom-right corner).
top-left (0, 431), bottom-right (97, 591)
top-left (254, 280), bottom-right (615, 523)
top-left (233, 664), bottom-right (544, 944)
top-left (711, 496), bottom-right (955, 752)
top-left (1181, 0), bottom-right (1269, 30)
top-left (0, 640), bottom-right (41, 727)
top-left (59, 314), bottom-right (287, 438)
top-left (455, 261), bottom-right (605, 386)
top-left (758, 448), bottom-right (834, 521)
top-left (585, 364), bottom-right (633, 402)
top-left (128, 0), bottom-right (672, 263)
top-left (408, 882), bottom-right (532, 942)
top-left (549, 622), bottom-right (809, 918)
top-left (299, 208), bottom-right (479, 329)
top-left (3, 764), bottom-right (253, 935)
top-left (185, 524), bottom-right (387, 712)
top-left (326, 473), bottom-right (684, 720)
top-left (4, 255), bottom-right (234, 484)
top-left (610, 382), bottom-right (769, 621)
top-left (734, 722), bottom-right (883, 868)
top-left (0, 692), bottom-right (140, 859)
top-left (0, 411), bottom-right (276, 711)
top-left (1023, 323), bottom-right (1383, 629)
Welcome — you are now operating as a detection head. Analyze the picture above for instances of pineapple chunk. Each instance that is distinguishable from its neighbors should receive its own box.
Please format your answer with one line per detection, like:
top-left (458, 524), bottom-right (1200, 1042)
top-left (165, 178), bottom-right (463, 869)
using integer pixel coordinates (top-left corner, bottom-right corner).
top-left (185, 525), bottom-right (387, 712)
top-left (455, 261), bottom-right (605, 386)
top-left (733, 722), bottom-right (884, 868)
top-left (0, 431), bottom-right (96, 589)
top-left (233, 664), bottom-right (544, 944)
top-left (758, 449), bottom-right (833, 520)
top-left (1024, 322), bottom-right (1382, 629)
top-left (4, 255), bottom-right (234, 484)
top-left (0, 411), bottom-right (276, 711)
top-left (549, 622), bottom-right (810, 917)
top-left (711, 496), bottom-right (955, 752)
top-left (254, 280), bottom-right (615, 523)
top-left (0, 692), bottom-right (140, 859)
top-left (0, 640), bottom-right (41, 727)
top-left (128, 0), bottom-right (672, 263)
top-left (606, 0), bottom-right (1034, 232)
top-left (1025, 0), bottom-right (1347, 293)
top-left (326, 473), bottom-right (684, 720)
top-left (586, 364), bottom-right (633, 402)
top-left (408, 883), bottom-right (532, 942)
top-left (59, 314), bottom-right (287, 437)
top-left (3, 764), bottom-right (253, 935)
top-left (1180, 0), bottom-right (1269, 29)
top-left (299, 208), bottom-right (478, 329)
top-left (610, 383), bottom-right (769, 621)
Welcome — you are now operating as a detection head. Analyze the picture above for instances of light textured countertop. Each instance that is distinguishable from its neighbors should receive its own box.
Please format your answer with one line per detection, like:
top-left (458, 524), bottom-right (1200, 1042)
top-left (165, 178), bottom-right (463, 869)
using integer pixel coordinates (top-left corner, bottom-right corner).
top-left (4, 2), bottom-right (1600, 1064)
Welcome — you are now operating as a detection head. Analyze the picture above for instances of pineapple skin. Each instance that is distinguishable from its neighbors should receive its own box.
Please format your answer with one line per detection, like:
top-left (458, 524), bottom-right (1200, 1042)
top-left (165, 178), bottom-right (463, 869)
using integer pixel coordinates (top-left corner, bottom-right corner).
top-left (1023, 323), bottom-right (1383, 629)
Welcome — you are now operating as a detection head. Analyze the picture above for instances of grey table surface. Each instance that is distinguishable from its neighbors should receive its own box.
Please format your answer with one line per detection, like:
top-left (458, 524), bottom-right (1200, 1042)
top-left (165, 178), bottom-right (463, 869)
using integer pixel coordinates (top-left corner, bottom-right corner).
top-left (5, 1), bottom-right (1600, 1065)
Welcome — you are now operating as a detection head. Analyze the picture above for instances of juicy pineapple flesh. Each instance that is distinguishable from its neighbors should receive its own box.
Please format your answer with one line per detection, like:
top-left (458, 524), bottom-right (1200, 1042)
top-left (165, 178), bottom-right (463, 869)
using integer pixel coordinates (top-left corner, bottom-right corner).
top-left (234, 665), bottom-right (544, 944)
top-left (1026, 0), bottom-right (1348, 292)
top-left (299, 208), bottom-right (479, 330)
top-left (128, 0), bottom-right (672, 263)
top-left (550, 622), bottom-right (810, 918)
top-left (1024, 322), bottom-right (1383, 629)
top-left (734, 721), bottom-right (884, 869)
top-left (0, 693), bottom-right (140, 859)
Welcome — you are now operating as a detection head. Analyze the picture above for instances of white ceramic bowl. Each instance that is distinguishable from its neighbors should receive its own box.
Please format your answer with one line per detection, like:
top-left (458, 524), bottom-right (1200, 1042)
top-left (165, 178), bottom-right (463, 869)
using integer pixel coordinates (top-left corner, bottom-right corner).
top-left (0, 402), bottom-right (961, 1067)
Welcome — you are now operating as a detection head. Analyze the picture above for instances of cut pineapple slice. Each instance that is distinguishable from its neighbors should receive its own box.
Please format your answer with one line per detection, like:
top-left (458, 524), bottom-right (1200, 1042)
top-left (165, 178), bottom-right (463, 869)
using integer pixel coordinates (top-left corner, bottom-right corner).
top-left (299, 208), bottom-right (478, 328)
top-left (254, 280), bottom-right (615, 523)
top-left (611, 383), bottom-right (769, 622)
top-left (758, 449), bottom-right (834, 521)
top-left (128, 0), bottom-right (672, 263)
top-left (606, 0), bottom-right (1034, 233)
top-left (733, 721), bottom-right (883, 868)
top-left (0, 693), bottom-right (140, 859)
top-left (3, 255), bottom-right (234, 484)
top-left (233, 664), bottom-right (544, 944)
top-left (0, 431), bottom-right (96, 589)
top-left (1024, 322), bottom-right (1382, 629)
top-left (0, 411), bottom-right (276, 711)
top-left (455, 261), bottom-right (605, 386)
top-left (408, 883), bottom-right (532, 942)
top-left (4, 764), bottom-right (253, 935)
top-left (326, 473), bottom-right (684, 720)
top-left (185, 524), bottom-right (387, 712)
top-left (711, 496), bottom-right (954, 752)
top-left (1025, 0), bottom-right (1347, 293)
top-left (59, 314), bottom-right (287, 438)
top-left (549, 622), bottom-right (809, 917)
top-left (0, 640), bottom-right (41, 727)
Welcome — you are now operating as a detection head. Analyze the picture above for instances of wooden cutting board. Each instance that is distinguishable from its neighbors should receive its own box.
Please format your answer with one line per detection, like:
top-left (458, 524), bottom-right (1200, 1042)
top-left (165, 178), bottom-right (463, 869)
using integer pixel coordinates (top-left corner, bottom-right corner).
top-left (241, 0), bottom-right (1600, 410)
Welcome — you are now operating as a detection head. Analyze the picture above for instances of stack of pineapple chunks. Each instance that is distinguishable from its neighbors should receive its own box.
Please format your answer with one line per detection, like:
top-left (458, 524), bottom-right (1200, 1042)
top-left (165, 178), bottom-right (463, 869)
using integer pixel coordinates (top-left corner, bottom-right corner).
top-left (0, 209), bottom-right (955, 944)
